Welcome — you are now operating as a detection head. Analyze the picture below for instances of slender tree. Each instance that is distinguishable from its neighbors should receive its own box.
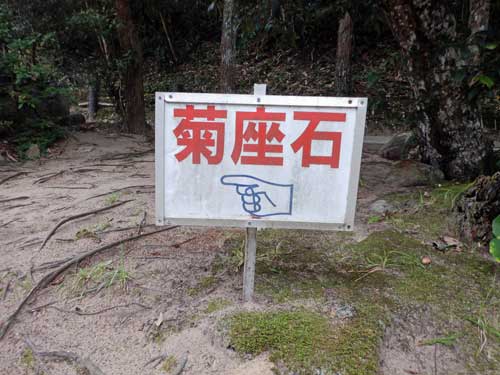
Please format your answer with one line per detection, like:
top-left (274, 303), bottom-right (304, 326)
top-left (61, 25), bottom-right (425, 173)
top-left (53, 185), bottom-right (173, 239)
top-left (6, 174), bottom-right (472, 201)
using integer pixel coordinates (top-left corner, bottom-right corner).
top-left (335, 12), bottom-right (353, 96)
top-left (115, 0), bottom-right (146, 134)
top-left (269, 0), bottom-right (280, 20)
top-left (384, 0), bottom-right (493, 180)
top-left (220, 0), bottom-right (236, 93)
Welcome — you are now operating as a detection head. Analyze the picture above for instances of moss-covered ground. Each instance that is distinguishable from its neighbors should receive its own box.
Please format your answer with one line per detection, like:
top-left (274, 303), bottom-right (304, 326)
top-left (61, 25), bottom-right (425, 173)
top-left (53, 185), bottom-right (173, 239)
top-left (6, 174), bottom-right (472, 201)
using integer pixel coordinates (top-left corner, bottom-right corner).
top-left (224, 185), bottom-right (499, 374)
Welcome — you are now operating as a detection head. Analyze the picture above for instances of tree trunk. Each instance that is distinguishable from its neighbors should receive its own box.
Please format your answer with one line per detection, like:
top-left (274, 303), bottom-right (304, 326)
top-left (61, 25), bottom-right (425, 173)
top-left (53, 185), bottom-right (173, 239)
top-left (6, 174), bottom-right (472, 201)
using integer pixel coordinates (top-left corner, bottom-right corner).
top-left (269, 0), bottom-right (280, 20)
top-left (453, 172), bottom-right (500, 246)
top-left (87, 78), bottom-right (100, 122)
top-left (384, 0), bottom-right (493, 181)
top-left (220, 0), bottom-right (236, 93)
top-left (335, 12), bottom-right (353, 97)
top-left (115, 0), bottom-right (146, 134)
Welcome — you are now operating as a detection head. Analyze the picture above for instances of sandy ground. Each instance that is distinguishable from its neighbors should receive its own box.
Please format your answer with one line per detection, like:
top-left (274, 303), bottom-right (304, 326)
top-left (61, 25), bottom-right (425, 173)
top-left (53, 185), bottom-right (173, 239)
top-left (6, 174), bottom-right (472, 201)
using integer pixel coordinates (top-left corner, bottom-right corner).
top-left (0, 132), bottom-right (475, 374)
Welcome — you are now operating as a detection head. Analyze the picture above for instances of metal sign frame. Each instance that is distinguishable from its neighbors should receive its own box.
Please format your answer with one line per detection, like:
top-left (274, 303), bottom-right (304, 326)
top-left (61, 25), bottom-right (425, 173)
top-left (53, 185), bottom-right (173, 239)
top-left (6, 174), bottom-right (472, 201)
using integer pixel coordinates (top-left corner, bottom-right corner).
top-left (155, 91), bottom-right (367, 231)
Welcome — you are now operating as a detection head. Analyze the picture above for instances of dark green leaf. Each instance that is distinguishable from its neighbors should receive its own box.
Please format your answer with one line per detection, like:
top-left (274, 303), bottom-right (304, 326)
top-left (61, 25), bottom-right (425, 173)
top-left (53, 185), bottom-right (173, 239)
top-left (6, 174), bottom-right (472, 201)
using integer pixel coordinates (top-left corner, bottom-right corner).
top-left (477, 75), bottom-right (495, 89)
top-left (493, 216), bottom-right (500, 238)
top-left (489, 238), bottom-right (500, 262)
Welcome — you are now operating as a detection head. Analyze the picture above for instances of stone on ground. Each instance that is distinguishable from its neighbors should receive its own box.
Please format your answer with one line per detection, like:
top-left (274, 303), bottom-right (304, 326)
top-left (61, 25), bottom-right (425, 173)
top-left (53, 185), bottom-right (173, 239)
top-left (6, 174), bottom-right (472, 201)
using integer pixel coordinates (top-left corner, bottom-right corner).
top-left (369, 199), bottom-right (396, 214)
top-left (379, 132), bottom-right (417, 161)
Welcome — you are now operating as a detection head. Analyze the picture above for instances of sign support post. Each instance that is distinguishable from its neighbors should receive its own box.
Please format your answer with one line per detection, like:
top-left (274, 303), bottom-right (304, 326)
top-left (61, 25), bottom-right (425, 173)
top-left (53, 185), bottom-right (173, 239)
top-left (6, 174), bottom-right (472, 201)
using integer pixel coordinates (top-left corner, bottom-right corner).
top-left (243, 226), bottom-right (257, 301)
top-left (242, 84), bottom-right (267, 302)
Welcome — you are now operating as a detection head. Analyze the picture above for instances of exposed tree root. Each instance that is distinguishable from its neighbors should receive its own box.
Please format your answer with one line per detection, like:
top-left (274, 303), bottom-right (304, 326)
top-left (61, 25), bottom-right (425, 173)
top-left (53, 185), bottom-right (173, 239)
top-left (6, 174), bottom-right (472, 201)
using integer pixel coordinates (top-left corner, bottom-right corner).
top-left (83, 185), bottom-right (154, 201)
top-left (143, 353), bottom-right (169, 368)
top-left (33, 171), bottom-right (64, 184)
top-left (24, 337), bottom-right (106, 375)
top-left (0, 172), bottom-right (28, 185)
top-left (0, 196), bottom-right (29, 204)
top-left (0, 225), bottom-right (178, 340)
top-left (45, 302), bottom-right (151, 316)
top-left (0, 219), bottom-right (20, 228)
top-left (37, 199), bottom-right (134, 252)
top-left (99, 149), bottom-right (153, 161)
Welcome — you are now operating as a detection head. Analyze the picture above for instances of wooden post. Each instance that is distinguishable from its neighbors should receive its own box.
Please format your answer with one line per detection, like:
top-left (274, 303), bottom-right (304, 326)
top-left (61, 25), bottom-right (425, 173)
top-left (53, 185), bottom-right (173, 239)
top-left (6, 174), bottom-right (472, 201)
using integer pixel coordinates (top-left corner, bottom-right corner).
top-left (243, 227), bottom-right (257, 301)
top-left (242, 84), bottom-right (267, 302)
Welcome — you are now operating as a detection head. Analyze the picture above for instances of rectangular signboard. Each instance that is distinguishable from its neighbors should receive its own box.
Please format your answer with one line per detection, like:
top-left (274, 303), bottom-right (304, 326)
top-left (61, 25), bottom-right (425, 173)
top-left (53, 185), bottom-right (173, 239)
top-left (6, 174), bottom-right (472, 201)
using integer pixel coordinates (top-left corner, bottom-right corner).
top-left (155, 92), bottom-right (367, 230)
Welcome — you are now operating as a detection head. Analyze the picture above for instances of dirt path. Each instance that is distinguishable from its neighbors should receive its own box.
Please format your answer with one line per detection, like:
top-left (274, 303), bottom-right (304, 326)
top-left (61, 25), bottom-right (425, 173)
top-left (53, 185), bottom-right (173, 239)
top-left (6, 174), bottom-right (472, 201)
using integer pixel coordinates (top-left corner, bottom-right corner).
top-left (0, 132), bottom-right (497, 375)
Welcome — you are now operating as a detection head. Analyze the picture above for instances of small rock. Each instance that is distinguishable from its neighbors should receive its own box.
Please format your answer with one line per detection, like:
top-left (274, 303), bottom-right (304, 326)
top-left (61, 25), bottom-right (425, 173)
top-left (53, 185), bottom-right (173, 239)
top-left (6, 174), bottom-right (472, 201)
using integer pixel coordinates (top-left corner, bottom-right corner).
top-left (379, 132), bottom-right (417, 161)
top-left (334, 304), bottom-right (356, 319)
top-left (25, 144), bottom-right (40, 159)
top-left (369, 199), bottom-right (396, 214)
top-left (421, 256), bottom-right (432, 265)
top-left (66, 113), bottom-right (86, 126)
top-left (389, 160), bottom-right (444, 187)
top-left (154, 312), bottom-right (165, 327)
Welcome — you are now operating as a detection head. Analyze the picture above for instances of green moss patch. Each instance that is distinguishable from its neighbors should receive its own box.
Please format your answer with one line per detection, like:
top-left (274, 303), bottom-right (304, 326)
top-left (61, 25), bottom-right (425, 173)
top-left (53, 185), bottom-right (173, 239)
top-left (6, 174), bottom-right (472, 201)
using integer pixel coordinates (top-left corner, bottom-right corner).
top-left (161, 355), bottom-right (177, 373)
top-left (205, 298), bottom-right (231, 314)
top-left (20, 347), bottom-right (35, 370)
top-left (227, 228), bottom-right (498, 373)
top-left (229, 309), bottom-right (383, 374)
top-left (386, 183), bottom-right (471, 239)
top-left (188, 275), bottom-right (217, 296)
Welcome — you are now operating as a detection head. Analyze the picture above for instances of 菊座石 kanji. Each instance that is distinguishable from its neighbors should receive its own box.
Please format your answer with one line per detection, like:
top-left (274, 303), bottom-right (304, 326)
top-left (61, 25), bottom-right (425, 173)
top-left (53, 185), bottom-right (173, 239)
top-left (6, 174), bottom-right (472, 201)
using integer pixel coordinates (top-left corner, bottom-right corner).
top-left (231, 107), bottom-right (286, 165)
top-left (291, 111), bottom-right (345, 168)
top-left (173, 105), bottom-right (227, 164)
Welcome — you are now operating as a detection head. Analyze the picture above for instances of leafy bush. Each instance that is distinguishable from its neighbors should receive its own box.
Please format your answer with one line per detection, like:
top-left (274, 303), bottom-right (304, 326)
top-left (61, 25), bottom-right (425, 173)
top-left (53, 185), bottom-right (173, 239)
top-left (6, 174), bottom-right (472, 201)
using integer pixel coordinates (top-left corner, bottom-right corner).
top-left (0, 5), bottom-right (71, 156)
top-left (490, 216), bottom-right (500, 262)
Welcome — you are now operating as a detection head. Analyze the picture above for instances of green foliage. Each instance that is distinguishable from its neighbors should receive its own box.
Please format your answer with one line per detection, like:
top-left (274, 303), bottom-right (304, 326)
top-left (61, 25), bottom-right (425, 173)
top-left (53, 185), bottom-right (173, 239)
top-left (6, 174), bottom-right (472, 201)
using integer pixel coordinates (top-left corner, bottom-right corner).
top-left (367, 215), bottom-right (382, 224)
top-left (489, 216), bottom-right (500, 262)
top-left (492, 216), bottom-right (500, 238)
top-left (471, 74), bottom-right (495, 90)
top-left (490, 215), bottom-right (500, 262)
top-left (0, 4), bottom-right (70, 155)
top-left (420, 333), bottom-right (461, 347)
top-left (105, 193), bottom-right (120, 206)
top-left (71, 252), bottom-right (131, 295)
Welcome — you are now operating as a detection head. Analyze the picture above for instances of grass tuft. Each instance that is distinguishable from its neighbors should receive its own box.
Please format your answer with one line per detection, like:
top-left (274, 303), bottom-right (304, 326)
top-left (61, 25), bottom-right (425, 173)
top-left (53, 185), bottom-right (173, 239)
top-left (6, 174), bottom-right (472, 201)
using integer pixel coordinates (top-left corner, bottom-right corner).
top-left (20, 348), bottom-right (35, 370)
top-left (161, 355), bottom-right (177, 373)
top-left (205, 298), bottom-right (231, 314)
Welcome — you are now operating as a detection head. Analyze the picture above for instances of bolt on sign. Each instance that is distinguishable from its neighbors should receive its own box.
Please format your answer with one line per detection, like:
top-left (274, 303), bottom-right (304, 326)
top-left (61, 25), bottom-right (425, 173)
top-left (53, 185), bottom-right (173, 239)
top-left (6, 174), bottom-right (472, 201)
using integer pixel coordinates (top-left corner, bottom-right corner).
top-left (155, 92), bottom-right (367, 230)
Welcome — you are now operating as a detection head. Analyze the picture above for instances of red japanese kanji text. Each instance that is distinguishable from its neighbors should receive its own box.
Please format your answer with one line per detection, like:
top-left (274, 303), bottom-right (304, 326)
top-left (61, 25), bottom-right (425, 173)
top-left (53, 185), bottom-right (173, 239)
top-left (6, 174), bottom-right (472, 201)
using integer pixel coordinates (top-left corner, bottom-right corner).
top-left (173, 105), bottom-right (227, 164)
top-left (291, 112), bottom-right (346, 168)
top-left (231, 107), bottom-right (286, 165)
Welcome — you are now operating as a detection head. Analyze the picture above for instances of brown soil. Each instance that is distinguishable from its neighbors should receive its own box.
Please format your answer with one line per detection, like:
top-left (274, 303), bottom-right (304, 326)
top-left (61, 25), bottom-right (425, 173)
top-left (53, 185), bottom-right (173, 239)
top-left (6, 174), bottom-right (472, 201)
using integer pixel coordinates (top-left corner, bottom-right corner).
top-left (0, 132), bottom-right (491, 374)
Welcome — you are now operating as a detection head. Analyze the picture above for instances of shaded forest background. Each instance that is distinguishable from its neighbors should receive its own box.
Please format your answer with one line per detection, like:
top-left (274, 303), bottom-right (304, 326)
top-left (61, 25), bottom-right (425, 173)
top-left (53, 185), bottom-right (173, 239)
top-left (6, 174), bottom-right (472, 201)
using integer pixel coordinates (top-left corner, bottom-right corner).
top-left (0, 0), bottom-right (499, 178)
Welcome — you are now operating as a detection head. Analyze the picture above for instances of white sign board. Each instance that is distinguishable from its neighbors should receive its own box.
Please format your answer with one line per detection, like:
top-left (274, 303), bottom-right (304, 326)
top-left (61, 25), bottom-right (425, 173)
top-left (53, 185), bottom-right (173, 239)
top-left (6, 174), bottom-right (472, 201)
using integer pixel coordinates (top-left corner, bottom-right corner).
top-left (155, 92), bottom-right (366, 231)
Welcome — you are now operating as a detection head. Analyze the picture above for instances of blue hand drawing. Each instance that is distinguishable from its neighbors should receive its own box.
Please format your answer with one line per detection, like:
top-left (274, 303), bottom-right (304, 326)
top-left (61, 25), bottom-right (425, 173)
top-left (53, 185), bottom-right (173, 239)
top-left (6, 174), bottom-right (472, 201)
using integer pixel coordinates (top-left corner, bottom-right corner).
top-left (221, 175), bottom-right (293, 217)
